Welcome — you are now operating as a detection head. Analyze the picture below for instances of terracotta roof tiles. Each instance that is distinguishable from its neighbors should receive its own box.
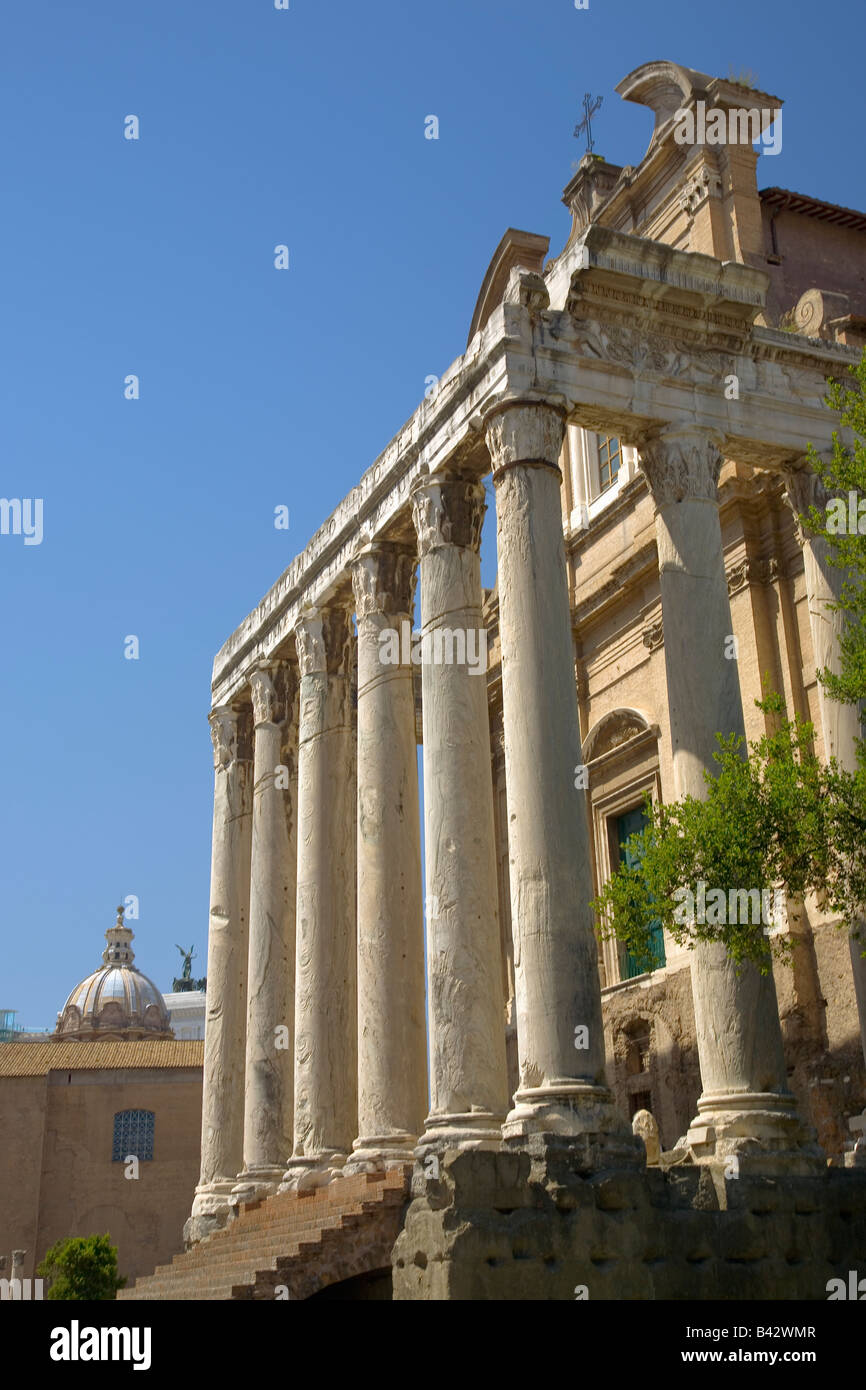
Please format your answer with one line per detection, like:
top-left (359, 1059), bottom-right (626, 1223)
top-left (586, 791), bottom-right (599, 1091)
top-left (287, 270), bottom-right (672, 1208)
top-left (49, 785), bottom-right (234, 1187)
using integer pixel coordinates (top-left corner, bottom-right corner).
top-left (0, 1039), bottom-right (204, 1076)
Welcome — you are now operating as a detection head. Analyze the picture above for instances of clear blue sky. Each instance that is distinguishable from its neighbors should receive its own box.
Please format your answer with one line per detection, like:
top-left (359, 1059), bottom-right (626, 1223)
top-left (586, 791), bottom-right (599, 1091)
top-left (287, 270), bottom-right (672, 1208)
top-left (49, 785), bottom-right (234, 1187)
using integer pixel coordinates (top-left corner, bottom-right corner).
top-left (1, 0), bottom-right (863, 1027)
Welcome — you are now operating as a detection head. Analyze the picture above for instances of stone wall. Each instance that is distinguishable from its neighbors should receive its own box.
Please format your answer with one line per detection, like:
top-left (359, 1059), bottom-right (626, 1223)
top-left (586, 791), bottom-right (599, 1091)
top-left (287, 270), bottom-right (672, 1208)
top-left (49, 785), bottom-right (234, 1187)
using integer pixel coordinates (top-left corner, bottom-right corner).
top-left (761, 204), bottom-right (866, 328)
top-left (393, 1148), bottom-right (866, 1300)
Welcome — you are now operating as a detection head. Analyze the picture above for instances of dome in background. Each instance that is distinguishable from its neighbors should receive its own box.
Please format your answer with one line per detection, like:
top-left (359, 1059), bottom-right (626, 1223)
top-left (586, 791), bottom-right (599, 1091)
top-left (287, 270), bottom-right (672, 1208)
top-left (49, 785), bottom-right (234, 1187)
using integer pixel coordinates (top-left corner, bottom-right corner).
top-left (54, 905), bottom-right (174, 1042)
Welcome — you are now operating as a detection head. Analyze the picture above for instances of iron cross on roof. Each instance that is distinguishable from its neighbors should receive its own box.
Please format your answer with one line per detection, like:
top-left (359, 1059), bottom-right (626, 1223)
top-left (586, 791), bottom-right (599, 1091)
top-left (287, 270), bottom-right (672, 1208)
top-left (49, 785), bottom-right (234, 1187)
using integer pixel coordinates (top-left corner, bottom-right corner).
top-left (574, 92), bottom-right (603, 154)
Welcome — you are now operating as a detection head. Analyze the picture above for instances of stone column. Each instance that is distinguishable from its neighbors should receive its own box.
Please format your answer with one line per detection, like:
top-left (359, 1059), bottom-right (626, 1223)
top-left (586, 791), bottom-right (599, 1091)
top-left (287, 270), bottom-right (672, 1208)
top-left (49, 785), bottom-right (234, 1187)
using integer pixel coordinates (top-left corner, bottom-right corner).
top-left (233, 661), bottom-right (299, 1201)
top-left (484, 401), bottom-right (640, 1163)
top-left (638, 424), bottom-right (821, 1169)
top-left (783, 464), bottom-right (866, 1076)
top-left (186, 705), bottom-right (253, 1243)
top-left (345, 542), bottom-right (427, 1171)
top-left (411, 471), bottom-right (509, 1148)
top-left (281, 603), bottom-right (358, 1190)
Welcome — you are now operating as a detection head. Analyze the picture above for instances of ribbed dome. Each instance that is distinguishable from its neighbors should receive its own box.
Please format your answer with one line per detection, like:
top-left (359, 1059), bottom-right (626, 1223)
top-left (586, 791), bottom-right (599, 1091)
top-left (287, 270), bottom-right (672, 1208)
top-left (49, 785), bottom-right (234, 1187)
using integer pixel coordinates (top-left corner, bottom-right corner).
top-left (54, 906), bottom-right (174, 1042)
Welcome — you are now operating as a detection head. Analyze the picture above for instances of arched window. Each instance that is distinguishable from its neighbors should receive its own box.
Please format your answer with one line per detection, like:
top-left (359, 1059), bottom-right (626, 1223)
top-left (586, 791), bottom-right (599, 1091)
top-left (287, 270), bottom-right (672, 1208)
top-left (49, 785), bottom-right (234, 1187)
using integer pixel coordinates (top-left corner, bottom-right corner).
top-left (112, 1109), bottom-right (155, 1162)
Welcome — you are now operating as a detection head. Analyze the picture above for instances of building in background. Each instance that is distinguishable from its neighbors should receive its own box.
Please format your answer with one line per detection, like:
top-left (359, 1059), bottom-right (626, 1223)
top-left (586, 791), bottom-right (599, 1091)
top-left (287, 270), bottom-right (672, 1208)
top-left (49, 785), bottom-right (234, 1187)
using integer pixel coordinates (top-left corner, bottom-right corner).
top-left (0, 908), bottom-right (204, 1283)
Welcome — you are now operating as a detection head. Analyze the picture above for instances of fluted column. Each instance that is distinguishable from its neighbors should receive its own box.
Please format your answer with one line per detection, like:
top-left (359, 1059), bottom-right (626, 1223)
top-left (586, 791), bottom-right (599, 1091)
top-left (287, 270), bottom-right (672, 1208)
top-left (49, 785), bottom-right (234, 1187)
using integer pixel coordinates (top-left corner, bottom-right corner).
top-left (233, 661), bottom-right (299, 1200)
top-left (485, 401), bottom-right (640, 1162)
top-left (639, 424), bottom-right (821, 1169)
top-left (411, 471), bottom-right (509, 1148)
top-left (281, 603), bottom-right (357, 1190)
top-left (186, 705), bottom-right (253, 1243)
top-left (345, 542), bottom-right (427, 1171)
top-left (783, 463), bottom-right (866, 1074)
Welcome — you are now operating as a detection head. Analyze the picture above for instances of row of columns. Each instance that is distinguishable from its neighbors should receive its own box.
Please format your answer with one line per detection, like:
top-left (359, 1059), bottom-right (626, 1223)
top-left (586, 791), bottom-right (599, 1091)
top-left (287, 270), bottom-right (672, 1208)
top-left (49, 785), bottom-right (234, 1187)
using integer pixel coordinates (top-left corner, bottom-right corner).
top-left (189, 404), bottom-right (829, 1239)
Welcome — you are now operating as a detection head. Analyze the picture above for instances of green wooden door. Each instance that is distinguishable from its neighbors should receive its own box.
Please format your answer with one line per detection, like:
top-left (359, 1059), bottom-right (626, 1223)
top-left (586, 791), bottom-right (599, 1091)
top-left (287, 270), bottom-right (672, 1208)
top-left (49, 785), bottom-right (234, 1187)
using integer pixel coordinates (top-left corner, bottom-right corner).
top-left (616, 806), bottom-right (666, 978)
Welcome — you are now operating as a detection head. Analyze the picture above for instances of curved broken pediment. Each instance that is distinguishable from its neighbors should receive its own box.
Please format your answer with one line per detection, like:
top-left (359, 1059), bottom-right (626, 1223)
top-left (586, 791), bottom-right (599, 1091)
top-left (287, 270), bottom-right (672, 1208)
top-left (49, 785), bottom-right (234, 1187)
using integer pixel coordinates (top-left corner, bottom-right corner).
top-left (584, 707), bottom-right (654, 762)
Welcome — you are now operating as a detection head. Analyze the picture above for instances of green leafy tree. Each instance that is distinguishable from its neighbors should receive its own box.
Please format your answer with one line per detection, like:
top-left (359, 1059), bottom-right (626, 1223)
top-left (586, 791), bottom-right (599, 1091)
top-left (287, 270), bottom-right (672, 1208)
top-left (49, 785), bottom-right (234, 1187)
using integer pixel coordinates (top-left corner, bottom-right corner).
top-left (37, 1233), bottom-right (126, 1301)
top-left (595, 349), bottom-right (866, 969)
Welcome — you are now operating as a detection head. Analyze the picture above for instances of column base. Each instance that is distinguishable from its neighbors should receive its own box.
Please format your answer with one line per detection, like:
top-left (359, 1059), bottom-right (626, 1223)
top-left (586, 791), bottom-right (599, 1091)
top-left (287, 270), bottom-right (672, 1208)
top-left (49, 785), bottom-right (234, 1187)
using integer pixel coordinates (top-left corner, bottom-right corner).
top-left (278, 1151), bottom-right (348, 1194)
top-left (685, 1090), bottom-right (826, 1174)
top-left (183, 1181), bottom-right (240, 1247)
top-left (502, 1084), bottom-right (645, 1169)
top-left (231, 1165), bottom-right (286, 1204)
top-left (416, 1111), bottom-right (505, 1154)
top-left (344, 1133), bottom-right (418, 1175)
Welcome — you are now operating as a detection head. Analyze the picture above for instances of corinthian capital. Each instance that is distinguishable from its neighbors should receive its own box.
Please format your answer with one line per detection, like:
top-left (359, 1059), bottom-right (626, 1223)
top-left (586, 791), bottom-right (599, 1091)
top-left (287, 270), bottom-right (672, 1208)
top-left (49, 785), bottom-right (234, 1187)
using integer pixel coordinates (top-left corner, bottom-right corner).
top-left (249, 665), bottom-right (279, 727)
top-left (209, 705), bottom-right (238, 770)
top-left (483, 400), bottom-right (566, 478)
top-left (350, 542), bottom-right (416, 619)
top-left (637, 425), bottom-right (724, 506)
top-left (294, 604), bottom-right (354, 678)
top-left (410, 472), bottom-right (486, 556)
top-left (781, 454), bottom-right (836, 545)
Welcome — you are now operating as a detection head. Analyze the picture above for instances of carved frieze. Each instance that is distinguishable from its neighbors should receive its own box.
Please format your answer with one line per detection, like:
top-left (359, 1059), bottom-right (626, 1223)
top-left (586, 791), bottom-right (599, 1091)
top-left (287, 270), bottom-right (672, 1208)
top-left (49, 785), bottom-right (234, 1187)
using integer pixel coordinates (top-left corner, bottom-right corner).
top-left (642, 620), bottom-right (664, 652)
top-left (566, 316), bottom-right (736, 384)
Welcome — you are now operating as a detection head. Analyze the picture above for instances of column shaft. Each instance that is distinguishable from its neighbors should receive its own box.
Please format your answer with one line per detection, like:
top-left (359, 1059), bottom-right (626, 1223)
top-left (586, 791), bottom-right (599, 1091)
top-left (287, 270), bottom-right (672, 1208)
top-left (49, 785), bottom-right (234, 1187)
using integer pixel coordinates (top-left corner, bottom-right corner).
top-left (235, 662), bottom-right (299, 1197)
top-left (412, 472), bottom-right (509, 1147)
top-left (639, 425), bottom-right (820, 1168)
top-left (784, 465), bottom-right (866, 1067)
top-left (485, 402), bottom-right (640, 1161)
top-left (347, 543), bottom-right (427, 1170)
top-left (281, 604), bottom-right (357, 1189)
top-left (186, 705), bottom-right (252, 1242)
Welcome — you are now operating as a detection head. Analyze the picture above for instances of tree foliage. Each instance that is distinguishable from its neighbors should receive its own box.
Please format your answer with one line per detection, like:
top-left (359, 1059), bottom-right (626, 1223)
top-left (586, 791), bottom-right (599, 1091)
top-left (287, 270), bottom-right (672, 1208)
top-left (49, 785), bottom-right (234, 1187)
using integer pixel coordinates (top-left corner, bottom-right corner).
top-left (37, 1233), bottom-right (126, 1301)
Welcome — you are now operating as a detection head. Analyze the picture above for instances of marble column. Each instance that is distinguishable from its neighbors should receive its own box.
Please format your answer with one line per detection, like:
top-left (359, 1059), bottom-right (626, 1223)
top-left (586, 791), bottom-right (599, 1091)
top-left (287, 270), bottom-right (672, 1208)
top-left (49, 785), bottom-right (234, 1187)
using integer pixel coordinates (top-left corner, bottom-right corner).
top-left (411, 471), bottom-right (509, 1148)
top-left (345, 542), bottom-right (427, 1171)
top-left (233, 661), bottom-right (299, 1201)
top-left (485, 401), bottom-right (641, 1163)
top-left (783, 463), bottom-right (866, 1075)
top-left (280, 603), bottom-right (358, 1190)
top-left (638, 424), bottom-right (821, 1169)
top-left (186, 705), bottom-right (253, 1243)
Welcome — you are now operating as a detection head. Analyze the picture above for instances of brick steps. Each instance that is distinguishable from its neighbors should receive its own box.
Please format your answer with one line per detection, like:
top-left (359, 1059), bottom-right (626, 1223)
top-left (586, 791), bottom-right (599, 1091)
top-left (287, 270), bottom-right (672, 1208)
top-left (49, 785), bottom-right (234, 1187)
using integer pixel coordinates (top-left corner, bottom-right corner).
top-left (119, 1168), bottom-right (409, 1301)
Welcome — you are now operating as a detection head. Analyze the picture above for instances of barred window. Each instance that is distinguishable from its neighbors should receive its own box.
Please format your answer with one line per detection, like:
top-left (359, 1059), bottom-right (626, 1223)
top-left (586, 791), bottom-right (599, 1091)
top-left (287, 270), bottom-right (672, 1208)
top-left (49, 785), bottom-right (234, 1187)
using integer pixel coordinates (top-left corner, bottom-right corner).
top-left (112, 1109), bottom-right (155, 1162)
top-left (598, 435), bottom-right (622, 492)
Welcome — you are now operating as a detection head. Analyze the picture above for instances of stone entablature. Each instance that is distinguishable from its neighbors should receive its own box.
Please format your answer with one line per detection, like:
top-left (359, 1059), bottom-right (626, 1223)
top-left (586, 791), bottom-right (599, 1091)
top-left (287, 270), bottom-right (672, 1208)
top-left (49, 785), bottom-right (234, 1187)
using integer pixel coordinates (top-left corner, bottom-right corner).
top-left (211, 225), bottom-right (855, 709)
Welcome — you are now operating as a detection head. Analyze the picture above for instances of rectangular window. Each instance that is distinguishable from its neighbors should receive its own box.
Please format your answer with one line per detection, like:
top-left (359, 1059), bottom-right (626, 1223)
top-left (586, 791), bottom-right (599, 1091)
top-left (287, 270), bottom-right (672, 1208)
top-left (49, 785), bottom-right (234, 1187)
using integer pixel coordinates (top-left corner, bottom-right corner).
top-left (112, 1109), bottom-right (155, 1162)
top-left (597, 435), bottom-right (622, 493)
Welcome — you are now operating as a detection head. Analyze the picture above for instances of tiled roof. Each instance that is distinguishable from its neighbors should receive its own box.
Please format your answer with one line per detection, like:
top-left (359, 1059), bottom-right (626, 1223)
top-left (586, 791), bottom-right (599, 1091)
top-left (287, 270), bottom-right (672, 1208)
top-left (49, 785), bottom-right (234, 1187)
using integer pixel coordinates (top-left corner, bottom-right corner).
top-left (760, 187), bottom-right (866, 231)
top-left (0, 1040), bottom-right (204, 1076)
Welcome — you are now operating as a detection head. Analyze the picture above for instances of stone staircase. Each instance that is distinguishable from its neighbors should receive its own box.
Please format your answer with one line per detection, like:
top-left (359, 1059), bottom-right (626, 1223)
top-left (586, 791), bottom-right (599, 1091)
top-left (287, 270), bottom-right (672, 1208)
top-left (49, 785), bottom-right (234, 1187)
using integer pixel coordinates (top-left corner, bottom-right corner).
top-left (118, 1168), bottom-right (410, 1300)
